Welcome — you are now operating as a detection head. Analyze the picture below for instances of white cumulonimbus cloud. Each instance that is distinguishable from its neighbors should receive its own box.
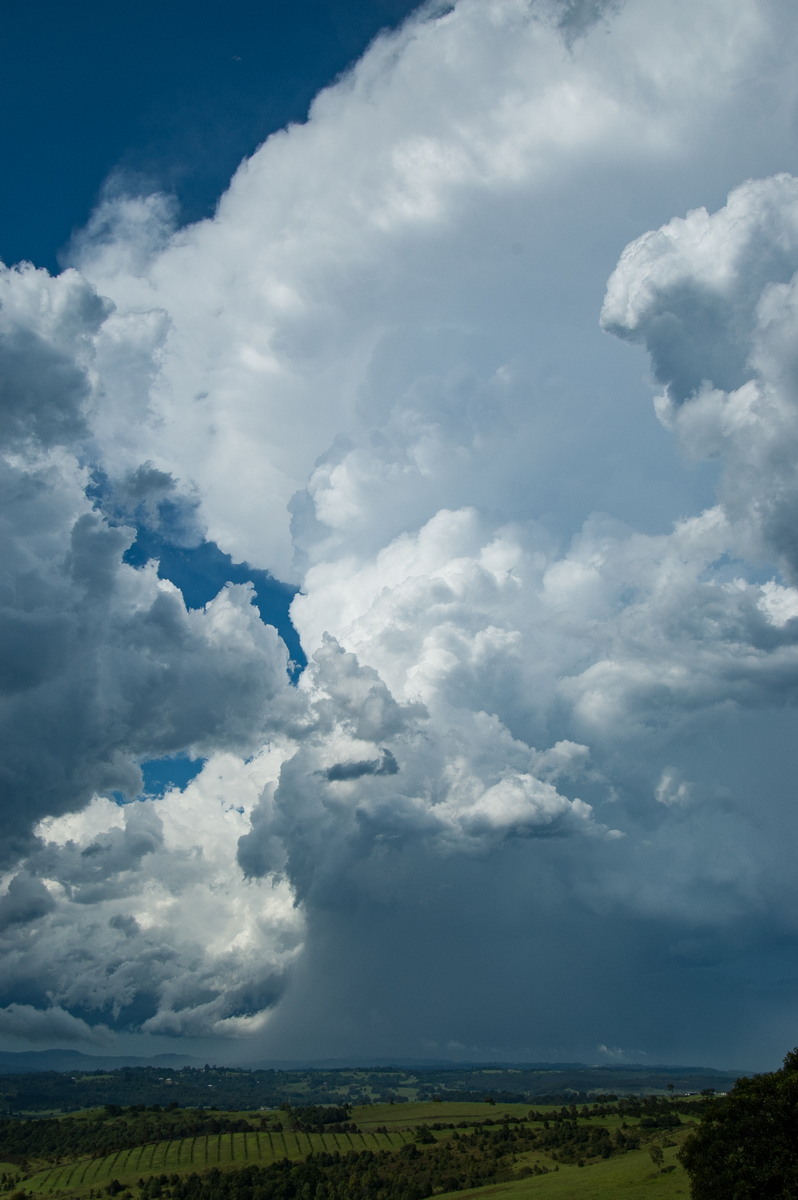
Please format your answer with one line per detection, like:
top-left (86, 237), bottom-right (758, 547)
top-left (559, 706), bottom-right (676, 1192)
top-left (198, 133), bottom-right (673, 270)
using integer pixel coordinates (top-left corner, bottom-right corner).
top-left (2, 0), bottom-right (798, 1066)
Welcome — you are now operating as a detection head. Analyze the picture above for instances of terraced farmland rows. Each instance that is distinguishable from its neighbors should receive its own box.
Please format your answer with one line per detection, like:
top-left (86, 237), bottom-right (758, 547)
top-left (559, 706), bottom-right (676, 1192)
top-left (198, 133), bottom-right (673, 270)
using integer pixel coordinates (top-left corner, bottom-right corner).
top-left (25, 1127), bottom-right (410, 1195)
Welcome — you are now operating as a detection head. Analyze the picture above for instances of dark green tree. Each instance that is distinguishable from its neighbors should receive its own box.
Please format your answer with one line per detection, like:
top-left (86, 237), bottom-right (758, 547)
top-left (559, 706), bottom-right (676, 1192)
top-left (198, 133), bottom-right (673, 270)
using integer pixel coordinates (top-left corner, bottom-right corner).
top-left (679, 1048), bottom-right (798, 1199)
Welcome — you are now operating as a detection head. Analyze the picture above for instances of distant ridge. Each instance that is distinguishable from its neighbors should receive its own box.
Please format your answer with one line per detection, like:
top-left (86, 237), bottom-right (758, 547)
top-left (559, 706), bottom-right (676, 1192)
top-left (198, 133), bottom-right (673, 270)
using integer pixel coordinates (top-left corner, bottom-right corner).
top-left (0, 1049), bottom-right (742, 1076)
top-left (0, 1049), bottom-right (204, 1074)
top-left (244, 1059), bottom-right (593, 1070)
top-left (245, 1059), bottom-right (738, 1074)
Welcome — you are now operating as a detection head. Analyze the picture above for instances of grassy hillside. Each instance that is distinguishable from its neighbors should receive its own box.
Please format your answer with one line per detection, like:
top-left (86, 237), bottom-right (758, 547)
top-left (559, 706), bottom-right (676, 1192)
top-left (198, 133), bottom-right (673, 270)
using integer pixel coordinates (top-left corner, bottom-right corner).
top-left (0, 1098), bottom-right (699, 1200)
top-left (23, 1127), bottom-right (412, 1194)
top-left (436, 1141), bottom-right (690, 1199)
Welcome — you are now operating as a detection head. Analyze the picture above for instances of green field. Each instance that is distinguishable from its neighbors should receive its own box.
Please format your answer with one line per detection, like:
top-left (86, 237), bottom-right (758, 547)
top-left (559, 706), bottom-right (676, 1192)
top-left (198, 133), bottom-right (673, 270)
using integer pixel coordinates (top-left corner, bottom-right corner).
top-left (23, 1126), bottom-right (412, 1194)
top-left (437, 1142), bottom-right (690, 1200)
top-left (3, 1099), bottom-right (699, 1200)
top-left (356, 1100), bottom-right (538, 1128)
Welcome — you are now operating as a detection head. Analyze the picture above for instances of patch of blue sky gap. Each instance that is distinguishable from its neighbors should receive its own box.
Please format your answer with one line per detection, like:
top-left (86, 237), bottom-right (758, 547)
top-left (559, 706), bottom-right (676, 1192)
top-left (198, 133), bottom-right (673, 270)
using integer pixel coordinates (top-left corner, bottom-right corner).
top-left (141, 754), bottom-right (206, 798)
top-left (110, 756), bottom-right (205, 804)
top-left (110, 758), bottom-right (206, 806)
top-left (1, 0), bottom-right (425, 273)
top-left (120, 533), bottom-right (305, 804)
top-left (85, 467), bottom-right (304, 674)
top-left (124, 529), bottom-right (307, 679)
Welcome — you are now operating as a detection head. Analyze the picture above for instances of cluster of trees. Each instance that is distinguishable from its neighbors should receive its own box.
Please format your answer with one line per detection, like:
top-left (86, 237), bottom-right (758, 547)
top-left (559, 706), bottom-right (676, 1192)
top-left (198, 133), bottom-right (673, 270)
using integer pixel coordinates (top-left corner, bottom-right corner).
top-left (613, 1094), bottom-right (698, 1119)
top-left (0, 1110), bottom-right (258, 1163)
top-left (0, 1063), bottom-right (736, 1114)
top-left (127, 1109), bottom-right (661, 1200)
top-left (134, 1137), bottom-right (532, 1200)
top-left (281, 1106), bottom-right (352, 1131)
top-left (0, 1099), bottom-right (670, 1200)
top-left (536, 1119), bottom-right (637, 1164)
top-left (0, 1070), bottom-right (287, 1115)
top-left (679, 1048), bottom-right (798, 1199)
top-left (447, 1113), bottom-right (643, 1166)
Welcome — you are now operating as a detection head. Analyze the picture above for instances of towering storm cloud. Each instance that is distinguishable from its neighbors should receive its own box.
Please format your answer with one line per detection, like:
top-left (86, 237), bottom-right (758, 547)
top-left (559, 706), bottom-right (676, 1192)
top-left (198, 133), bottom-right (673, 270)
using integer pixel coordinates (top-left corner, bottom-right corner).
top-left (2, 0), bottom-right (798, 1067)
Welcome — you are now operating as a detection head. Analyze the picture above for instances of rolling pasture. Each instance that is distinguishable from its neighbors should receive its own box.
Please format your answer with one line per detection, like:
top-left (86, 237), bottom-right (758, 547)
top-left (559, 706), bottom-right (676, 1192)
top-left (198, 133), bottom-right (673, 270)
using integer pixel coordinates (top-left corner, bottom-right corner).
top-left (5, 1098), bottom-right (698, 1200)
top-left (23, 1126), bottom-right (411, 1194)
top-left (436, 1140), bottom-right (690, 1199)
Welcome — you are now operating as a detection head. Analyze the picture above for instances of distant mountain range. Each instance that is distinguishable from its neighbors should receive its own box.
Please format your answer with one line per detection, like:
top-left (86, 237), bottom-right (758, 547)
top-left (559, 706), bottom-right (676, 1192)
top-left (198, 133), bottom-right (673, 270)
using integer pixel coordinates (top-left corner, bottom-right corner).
top-left (0, 1049), bottom-right (205, 1074)
top-left (0, 1048), bottom-right (743, 1077)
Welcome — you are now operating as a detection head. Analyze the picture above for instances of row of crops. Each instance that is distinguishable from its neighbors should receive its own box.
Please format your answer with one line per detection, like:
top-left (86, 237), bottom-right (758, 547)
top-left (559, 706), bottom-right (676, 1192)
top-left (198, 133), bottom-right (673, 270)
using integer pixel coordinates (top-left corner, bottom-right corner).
top-left (24, 1128), bottom-right (413, 1195)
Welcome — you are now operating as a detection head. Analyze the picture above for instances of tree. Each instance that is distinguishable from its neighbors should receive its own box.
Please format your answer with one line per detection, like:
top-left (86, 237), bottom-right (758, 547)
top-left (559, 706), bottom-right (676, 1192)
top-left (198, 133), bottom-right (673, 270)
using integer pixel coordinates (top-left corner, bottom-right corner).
top-left (679, 1048), bottom-right (798, 1199)
top-left (649, 1143), bottom-right (664, 1171)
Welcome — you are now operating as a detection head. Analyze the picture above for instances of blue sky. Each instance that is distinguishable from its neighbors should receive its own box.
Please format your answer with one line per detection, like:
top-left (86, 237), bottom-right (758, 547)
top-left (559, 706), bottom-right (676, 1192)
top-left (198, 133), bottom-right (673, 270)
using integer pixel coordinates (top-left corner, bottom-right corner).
top-left (2, 0), bottom-right (798, 1072)
top-left (1, 0), bottom-right (418, 794)
top-left (1, 0), bottom-right (422, 272)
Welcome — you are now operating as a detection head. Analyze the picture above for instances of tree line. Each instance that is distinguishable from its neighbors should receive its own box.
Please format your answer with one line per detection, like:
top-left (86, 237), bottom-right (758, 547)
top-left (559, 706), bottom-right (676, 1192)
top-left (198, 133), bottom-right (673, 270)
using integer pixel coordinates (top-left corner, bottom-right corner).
top-left (0, 1111), bottom-right (257, 1164)
top-left (116, 1117), bottom-right (638, 1200)
top-left (84, 1109), bottom-right (658, 1200)
top-left (0, 1063), bottom-right (736, 1114)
